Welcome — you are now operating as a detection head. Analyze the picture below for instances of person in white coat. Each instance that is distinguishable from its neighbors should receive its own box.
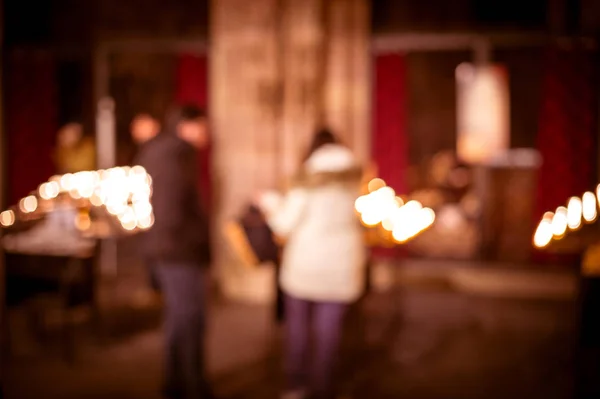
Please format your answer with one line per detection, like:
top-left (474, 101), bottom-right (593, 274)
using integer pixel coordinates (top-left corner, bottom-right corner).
top-left (258, 129), bottom-right (367, 399)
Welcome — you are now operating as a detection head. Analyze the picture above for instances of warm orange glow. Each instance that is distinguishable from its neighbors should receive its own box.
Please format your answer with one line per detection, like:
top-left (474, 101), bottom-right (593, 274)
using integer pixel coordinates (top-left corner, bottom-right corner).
top-left (0, 165), bottom-right (154, 234)
top-left (137, 214), bottom-right (155, 230)
top-left (75, 213), bottom-right (92, 231)
top-left (0, 210), bottom-right (15, 227)
top-left (533, 212), bottom-right (554, 248)
top-left (456, 63), bottom-right (510, 164)
top-left (583, 191), bottom-right (597, 222)
top-left (355, 178), bottom-right (435, 243)
top-left (19, 196), bottom-right (38, 213)
top-left (566, 196), bottom-right (583, 230)
top-left (551, 207), bottom-right (568, 237)
top-left (60, 173), bottom-right (74, 191)
top-left (39, 181), bottom-right (60, 200)
top-left (367, 178), bottom-right (386, 193)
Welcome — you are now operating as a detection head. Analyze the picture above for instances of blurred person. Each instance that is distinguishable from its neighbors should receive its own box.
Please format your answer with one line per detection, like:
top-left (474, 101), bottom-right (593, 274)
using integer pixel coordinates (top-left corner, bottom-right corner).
top-left (130, 113), bottom-right (162, 306)
top-left (257, 129), bottom-right (367, 399)
top-left (135, 104), bottom-right (213, 399)
top-left (131, 112), bottom-right (161, 145)
top-left (54, 122), bottom-right (96, 173)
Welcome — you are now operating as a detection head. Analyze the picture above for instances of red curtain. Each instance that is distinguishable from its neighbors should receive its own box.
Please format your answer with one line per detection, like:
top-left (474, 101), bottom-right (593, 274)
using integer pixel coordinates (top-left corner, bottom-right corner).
top-left (5, 51), bottom-right (58, 205)
top-left (373, 54), bottom-right (409, 195)
top-left (371, 54), bottom-right (410, 259)
top-left (174, 54), bottom-right (211, 211)
top-left (533, 48), bottom-right (598, 262)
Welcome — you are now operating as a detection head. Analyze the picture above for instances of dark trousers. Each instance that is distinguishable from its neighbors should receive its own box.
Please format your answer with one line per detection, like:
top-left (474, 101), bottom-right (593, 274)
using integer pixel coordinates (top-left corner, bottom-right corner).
top-left (156, 262), bottom-right (209, 399)
top-left (274, 262), bottom-right (285, 323)
top-left (285, 294), bottom-right (348, 399)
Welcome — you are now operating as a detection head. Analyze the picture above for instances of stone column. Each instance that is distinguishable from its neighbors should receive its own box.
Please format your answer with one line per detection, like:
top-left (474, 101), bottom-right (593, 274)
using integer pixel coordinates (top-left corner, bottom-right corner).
top-left (278, 0), bottom-right (325, 178)
top-left (322, 0), bottom-right (371, 163)
top-left (211, 0), bottom-right (281, 301)
top-left (211, 0), bottom-right (370, 302)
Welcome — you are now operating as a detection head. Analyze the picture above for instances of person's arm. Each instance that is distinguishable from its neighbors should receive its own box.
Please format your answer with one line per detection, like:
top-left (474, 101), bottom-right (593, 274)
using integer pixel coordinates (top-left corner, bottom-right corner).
top-left (137, 144), bottom-right (188, 232)
top-left (260, 188), bottom-right (308, 238)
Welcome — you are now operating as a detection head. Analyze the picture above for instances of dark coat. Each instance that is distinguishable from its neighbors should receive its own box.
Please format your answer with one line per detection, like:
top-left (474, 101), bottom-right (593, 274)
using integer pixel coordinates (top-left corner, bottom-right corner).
top-left (134, 133), bottom-right (211, 266)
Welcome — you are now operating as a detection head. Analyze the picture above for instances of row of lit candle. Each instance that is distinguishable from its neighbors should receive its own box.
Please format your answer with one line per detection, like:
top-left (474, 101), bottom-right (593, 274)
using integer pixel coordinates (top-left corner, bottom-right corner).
top-left (0, 166), bottom-right (154, 233)
top-left (533, 186), bottom-right (600, 248)
top-left (355, 178), bottom-right (435, 243)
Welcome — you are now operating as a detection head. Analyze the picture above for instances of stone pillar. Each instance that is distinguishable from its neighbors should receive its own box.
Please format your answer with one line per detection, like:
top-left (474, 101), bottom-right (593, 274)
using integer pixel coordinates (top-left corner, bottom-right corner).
top-left (211, 0), bottom-right (281, 301)
top-left (278, 0), bottom-right (325, 177)
top-left (210, 0), bottom-right (370, 302)
top-left (322, 0), bottom-right (371, 163)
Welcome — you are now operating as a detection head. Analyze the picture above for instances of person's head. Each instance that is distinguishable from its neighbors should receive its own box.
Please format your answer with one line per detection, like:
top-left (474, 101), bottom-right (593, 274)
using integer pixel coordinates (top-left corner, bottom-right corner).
top-left (57, 122), bottom-right (83, 148)
top-left (130, 113), bottom-right (160, 144)
top-left (167, 104), bottom-right (208, 149)
top-left (304, 127), bottom-right (338, 161)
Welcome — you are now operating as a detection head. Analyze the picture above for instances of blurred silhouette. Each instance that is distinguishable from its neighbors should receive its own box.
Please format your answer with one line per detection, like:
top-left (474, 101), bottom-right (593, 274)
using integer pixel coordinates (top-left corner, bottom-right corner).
top-left (131, 113), bottom-right (161, 145)
top-left (130, 113), bottom-right (163, 306)
top-left (226, 203), bottom-right (285, 323)
top-left (135, 104), bottom-right (213, 399)
top-left (54, 122), bottom-right (96, 173)
top-left (257, 128), bottom-right (367, 399)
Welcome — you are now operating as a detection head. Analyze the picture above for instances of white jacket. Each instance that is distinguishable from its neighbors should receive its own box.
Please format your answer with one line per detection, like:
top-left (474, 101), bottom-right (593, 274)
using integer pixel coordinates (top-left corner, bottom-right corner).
top-left (260, 144), bottom-right (367, 303)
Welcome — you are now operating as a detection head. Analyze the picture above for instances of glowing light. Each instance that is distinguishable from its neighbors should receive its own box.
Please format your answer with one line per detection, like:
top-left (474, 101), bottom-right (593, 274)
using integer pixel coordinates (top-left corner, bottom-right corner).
top-left (60, 173), bottom-right (74, 191)
top-left (389, 201), bottom-right (433, 243)
top-left (361, 212), bottom-right (383, 227)
top-left (368, 178), bottom-right (386, 193)
top-left (75, 213), bottom-right (92, 231)
top-left (90, 192), bottom-right (104, 207)
top-left (132, 201), bottom-right (152, 219)
top-left (583, 191), bottom-right (597, 222)
top-left (137, 214), bottom-right (155, 230)
top-left (19, 196), bottom-right (38, 213)
top-left (69, 189), bottom-right (82, 200)
top-left (106, 203), bottom-right (127, 216)
top-left (0, 210), bottom-right (15, 227)
top-left (354, 196), bottom-right (368, 213)
top-left (377, 186), bottom-right (396, 199)
top-left (359, 187), bottom-right (399, 226)
top-left (130, 165), bottom-right (147, 177)
top-left (533, 212), bottom-right (554, 248)
top-left (421, 207), bottom-right (436, 228)
top-left (551, 207), bottom-right (568, 237)
top-left (355, 177), bottom-right (435, 242)
top-left (381, 218), bottom-right (395, 231)
top-left (566, 197), bottom-right (583, 230)
top-left (39, 181), bottom-right (60, 200)
top-left (0, 164), bottom-right (154, 234)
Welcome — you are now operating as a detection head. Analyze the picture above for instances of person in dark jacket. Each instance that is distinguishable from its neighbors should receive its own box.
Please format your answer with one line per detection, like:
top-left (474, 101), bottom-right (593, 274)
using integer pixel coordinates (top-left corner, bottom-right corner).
top-left (130, 113), bottom-right (163, 304)
top-left (135, 104), bottom-right (212, 399)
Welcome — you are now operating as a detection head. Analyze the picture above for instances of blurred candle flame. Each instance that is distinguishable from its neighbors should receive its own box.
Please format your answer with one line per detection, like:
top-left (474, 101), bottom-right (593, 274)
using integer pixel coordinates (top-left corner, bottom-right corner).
top-left (356, 179), bottom-right (435, 242)
top-left (582, 191), bottom-right (597, 222)
top-left (551, 207), bottom-right (568, 237)
top-left (1, 165), bottom-right (153, 234)
top-left (534, 188), bottom-right (600, 249)
top-left (0, 210), bottom-right (15, 227)
top-left (19, 196), bottom-right (38, 214)
top-left (566, 197), bottom-right (582, 230)
top-left (533, 211), bottom-right (554, 248)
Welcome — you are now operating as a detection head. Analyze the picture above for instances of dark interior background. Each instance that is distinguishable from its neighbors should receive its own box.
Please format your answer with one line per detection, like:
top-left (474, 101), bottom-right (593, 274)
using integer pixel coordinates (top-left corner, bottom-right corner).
top-left (0, 0), bottom-right (588, 176)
